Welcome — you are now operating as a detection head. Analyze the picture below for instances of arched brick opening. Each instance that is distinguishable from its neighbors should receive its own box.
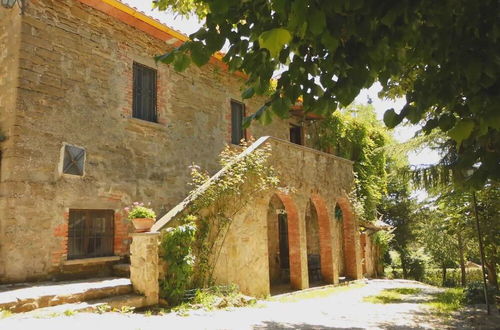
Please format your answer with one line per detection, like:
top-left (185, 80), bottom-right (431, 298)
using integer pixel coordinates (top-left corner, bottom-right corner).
top-left (336, 197), bottom-right (359, 279)
top-left (267, 192), bottom-right (303, 291)
top-left (310, 194), bottom-right (335, 284)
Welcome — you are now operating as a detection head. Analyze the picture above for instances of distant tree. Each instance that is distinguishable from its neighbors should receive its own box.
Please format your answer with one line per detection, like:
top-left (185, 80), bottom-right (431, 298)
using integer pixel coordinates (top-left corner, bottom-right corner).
top-left (379, 166), bottom-right (418, 278)
top-left (154, 0), bottom-right (500, 187)
top-left (475, 183), bottom-right (500, 290)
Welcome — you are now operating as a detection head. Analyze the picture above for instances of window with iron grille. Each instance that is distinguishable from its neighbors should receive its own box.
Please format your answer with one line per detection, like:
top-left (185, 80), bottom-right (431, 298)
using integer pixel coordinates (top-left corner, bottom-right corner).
top-left (62, 144), bottom-right (85, 176)
top-left (231, 100), bottom-right (245, 145)
top-left (68, 209), bottom-right (114, 260)
top-left (133, 62), bottom-right (157, 122)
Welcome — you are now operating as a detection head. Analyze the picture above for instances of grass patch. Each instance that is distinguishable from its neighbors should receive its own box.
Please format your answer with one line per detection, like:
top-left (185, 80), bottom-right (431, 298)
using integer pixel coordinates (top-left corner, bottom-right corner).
top-left (426, 288), bottom-right (464, 316)
top-left (1, 309), bottom-right (12, 319)
top-left (272, 283), bottom-right (366, 303)
top-left (141, 286), bottom-right (257, 316)
top-left (363, 287), bottom-right (422, 304)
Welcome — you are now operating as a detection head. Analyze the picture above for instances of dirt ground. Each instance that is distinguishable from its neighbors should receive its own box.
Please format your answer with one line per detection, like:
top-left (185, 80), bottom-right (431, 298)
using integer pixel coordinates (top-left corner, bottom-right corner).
top-left (1, 279), bottom-right (498, 330)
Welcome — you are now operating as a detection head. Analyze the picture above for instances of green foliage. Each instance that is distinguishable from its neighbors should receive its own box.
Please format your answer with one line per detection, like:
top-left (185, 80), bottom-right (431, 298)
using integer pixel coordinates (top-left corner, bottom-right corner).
top-left (426, 288), bottom-right (465, 315)
top-left (188, 141), bottom-right (279, 287)
top-left (258, 28), bottom-right (292, 58)
top-left (125, 202), bottom-right (156, 220)
top-left (373, 230), bottom-right (395, 260)
top-left (0, 309), bottom-right (12, 319)
top-left (159, 217), bottom-right (197, 305)
top-left (363, 288), bottom-right (422, 304)
top-left (155, 0), bottom-right (500, 186)
top-left (404, 254), bottom-right (427, 282)
top-left (310, 104), bottom-right (392, 221)
top-left (464, 281), bottom-right (497, 305)
top-left (159, 141), bottom-right (279, 299)
top-left (422, 269), bottom-right (484, 288)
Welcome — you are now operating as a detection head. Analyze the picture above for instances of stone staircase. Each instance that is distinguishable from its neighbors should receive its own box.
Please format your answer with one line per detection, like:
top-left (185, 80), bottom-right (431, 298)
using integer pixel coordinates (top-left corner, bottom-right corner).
top-left (0, 277), bottom-right (146, 315)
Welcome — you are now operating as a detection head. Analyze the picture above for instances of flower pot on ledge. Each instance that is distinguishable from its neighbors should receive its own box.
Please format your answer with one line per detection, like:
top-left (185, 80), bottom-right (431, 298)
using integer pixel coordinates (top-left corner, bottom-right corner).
top-left (131, 218), bottom-right (155, 233)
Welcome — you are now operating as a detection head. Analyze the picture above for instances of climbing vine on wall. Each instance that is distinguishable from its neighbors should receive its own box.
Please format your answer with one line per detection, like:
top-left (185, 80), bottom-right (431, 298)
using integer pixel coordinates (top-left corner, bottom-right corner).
top-left (310, 104), bottom-right (392, 222)
top-left (160, 140), bottom-right (279, 298)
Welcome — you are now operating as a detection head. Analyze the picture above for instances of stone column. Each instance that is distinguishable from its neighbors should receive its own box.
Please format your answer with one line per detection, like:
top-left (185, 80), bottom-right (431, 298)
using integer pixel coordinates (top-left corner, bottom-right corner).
top-left (130, 232), bottom-right (160, 306)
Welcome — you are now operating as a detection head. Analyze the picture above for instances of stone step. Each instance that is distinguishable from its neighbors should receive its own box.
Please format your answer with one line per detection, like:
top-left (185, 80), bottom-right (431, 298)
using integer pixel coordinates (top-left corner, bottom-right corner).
top-left (112, 263), bottom-right (130, 277)
top-left (0, 277), bottom-right (132, 313)
top-left (12, 293), bottom-right (146, 318)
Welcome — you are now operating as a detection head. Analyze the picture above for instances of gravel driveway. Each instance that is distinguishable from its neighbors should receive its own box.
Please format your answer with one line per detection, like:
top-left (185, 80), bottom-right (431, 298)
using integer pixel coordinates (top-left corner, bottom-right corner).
top-left (0, 279), bottom-right (496, 329)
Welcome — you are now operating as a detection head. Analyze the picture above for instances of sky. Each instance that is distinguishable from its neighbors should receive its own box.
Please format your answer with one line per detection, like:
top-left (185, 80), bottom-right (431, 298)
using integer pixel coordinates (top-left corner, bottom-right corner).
top-left (126, 0), bottom-right (441, 167)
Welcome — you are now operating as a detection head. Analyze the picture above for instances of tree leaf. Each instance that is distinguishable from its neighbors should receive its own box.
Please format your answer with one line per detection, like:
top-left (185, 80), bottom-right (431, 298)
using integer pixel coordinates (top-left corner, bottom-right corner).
top-left (321, 34), bottom-right (339, 53)
top-left (155, 51), bottom-right (176, 64)
top-left (448, 119), bottom-right (475, 146)
top-left (383, 108), bottom-right (401, 128)
top-left (241, 87), bottom-right (255, 100)
top-left (258, 28), bottom-right (292, 58)
top-left (173, 53), bottom-right (191, 72)
top-left (308, 8), bottom-right (326, 36)
top-left (271, 97), bottom-right (292, 118)
top-left (189, 42), bottom-right (211, 67)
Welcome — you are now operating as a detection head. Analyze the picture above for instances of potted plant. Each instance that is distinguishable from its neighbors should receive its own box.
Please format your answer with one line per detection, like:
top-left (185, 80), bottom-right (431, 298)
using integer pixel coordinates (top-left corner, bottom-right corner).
top-left (125, 202), bottom-right (156, 233)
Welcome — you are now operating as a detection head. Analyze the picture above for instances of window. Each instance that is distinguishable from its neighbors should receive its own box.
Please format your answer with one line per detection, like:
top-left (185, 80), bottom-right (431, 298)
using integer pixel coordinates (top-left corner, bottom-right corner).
top-left (231, 100), bottom-right (245, 145)
top-left (68, 209), bottom-right (114, 260)
top-left (133, 62), bottom-right (157, 122)
top-left (62, 144), bottom-right (85, 176)
top-left (289, 124), bottom-right (303, 145)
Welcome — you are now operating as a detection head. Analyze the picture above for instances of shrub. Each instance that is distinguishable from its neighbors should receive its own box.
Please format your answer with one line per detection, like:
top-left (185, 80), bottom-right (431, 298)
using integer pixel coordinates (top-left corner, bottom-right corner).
top-left (125, 202), bottom-right (156, 220)
top-left (465, 281), bottom-right (497, 304)
top-left (159, 217), bottom-right (197, 305)
top-left (406, 255), bottom-right (426, 281)
top-left (422, 268), bottom-right (484, 287)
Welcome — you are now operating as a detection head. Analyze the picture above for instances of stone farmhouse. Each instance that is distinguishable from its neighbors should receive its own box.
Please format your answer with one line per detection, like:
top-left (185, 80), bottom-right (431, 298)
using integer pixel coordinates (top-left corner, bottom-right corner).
top-left (0, 0), bottom-right (385, 297)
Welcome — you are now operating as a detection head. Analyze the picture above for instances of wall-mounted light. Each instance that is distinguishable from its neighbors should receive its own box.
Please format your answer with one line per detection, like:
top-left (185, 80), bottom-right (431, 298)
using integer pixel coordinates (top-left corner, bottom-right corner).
top-left (1, 0), bottom-right (27, 15)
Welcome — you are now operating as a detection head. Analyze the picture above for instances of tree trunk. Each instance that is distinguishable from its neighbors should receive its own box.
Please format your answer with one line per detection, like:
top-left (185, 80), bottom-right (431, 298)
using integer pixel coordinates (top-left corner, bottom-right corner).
top-left (401, 254), bottom-right (408, 279)
top-left (441, 264), bottom-right (447, 286)
top-left (457, 231), bottom-right (466, 287)
top-left (485, 261), bottom-right (498, 290)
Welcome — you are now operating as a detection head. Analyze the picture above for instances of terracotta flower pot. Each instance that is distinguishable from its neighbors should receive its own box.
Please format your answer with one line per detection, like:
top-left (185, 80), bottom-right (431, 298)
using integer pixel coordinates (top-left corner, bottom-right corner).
top-left (131, 218), bottom-right (155, 233)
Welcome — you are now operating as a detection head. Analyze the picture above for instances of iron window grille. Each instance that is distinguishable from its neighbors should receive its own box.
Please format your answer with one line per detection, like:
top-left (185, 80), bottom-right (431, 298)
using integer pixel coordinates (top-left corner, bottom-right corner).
top-left (133, 62), bottom-right (157, 123)
top-left (68, 209), bottom-right (114, 260)
top-left (62, 144), bottom-right (85, 176)
top-left (230, 100), bottom-right (246, 145)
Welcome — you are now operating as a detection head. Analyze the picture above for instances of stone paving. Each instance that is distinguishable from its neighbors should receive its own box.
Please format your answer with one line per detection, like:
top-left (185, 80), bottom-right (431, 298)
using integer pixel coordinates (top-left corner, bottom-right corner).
top-left (0, 278), bottom-right (132, 312)
top-left (1, 279), bottom-right (498, 329)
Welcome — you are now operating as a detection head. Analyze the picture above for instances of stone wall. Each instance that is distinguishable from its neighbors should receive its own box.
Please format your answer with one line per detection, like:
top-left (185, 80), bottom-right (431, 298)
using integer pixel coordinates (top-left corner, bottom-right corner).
top-left (361, 232), bottom-right (380, 278)
top-left (0, 6), bottom-right (22, 280)
top-left (0, 0), bottom-right (290, 282)
top-left (129, 233), bottom-right (159, 305)
top-left (208, 138), bottom-right (361, 296)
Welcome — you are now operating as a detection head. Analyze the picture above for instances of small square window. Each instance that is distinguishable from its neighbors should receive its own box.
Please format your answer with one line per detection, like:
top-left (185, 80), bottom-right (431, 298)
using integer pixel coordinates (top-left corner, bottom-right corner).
top-left (62, 144), bottom-right (85, 176)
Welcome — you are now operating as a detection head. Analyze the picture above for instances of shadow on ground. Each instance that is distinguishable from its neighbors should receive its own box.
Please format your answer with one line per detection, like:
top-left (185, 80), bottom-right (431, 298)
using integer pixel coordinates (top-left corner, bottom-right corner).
top-left (254, 321), bottom-right (364, 330)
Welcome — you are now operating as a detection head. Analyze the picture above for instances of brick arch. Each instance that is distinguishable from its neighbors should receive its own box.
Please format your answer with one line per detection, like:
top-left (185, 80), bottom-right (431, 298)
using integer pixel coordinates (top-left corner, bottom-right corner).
top-left (273, 192), bottom-right (303, 290)
top-left (310, 194), bottom-right (336, 284)
top-left (335, 197), bottom-right (360, 279)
